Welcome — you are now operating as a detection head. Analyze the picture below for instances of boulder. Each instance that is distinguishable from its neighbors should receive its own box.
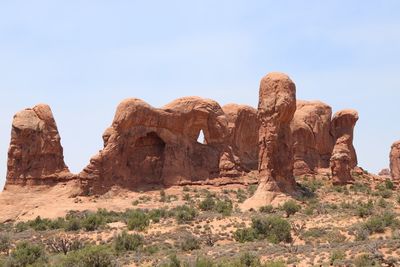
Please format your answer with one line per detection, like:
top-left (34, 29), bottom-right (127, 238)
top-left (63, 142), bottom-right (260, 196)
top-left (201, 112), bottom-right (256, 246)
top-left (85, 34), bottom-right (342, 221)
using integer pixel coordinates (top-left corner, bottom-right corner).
top-left (5, 104), bottom-right (72, 188)
top-left (330, 110), bottom-right (359, 185)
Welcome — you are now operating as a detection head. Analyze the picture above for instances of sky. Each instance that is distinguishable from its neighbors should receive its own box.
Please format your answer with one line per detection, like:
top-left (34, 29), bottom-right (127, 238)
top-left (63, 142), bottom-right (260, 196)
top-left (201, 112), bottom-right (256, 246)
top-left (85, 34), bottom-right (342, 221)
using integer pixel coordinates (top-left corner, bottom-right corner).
top-left (0, 1), bottom-right (399, 188)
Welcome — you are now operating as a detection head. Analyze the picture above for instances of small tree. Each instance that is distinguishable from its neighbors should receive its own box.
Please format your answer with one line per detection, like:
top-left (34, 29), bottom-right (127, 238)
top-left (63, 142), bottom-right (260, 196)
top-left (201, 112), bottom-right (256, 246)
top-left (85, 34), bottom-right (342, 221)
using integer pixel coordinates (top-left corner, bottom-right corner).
top-left (281, 200), bottom-right (301, 217)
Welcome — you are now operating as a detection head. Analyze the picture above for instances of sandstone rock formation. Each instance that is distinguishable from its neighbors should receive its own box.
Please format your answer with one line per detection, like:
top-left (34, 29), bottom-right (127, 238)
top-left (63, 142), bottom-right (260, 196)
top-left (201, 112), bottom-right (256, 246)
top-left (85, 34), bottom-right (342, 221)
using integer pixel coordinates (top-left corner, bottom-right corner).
top-left (330, 110), bottom-right (359, 185)
top-left (378, 168), bottom-right (390, 177)
top-left (79, 97), bottom-right (258, 194)
top-left (291, 100), bottom-right (334, 176)
top-left (222, 104), bottom-right (259, 171)
top-left (5, 104), bottom-right (72, 187)
top-left (390, 141), bottom-right (400, 182)
top-left (242, 72), bottom-right (297, 209)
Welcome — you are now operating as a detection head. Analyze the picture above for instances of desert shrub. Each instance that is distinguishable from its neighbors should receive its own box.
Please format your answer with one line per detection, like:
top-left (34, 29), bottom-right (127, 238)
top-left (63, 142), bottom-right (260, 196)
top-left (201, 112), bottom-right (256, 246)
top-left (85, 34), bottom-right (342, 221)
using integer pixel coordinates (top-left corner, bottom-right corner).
top-left (179, 235), bottom-right (200, 251)
top-left (199, 195), bottom-right (216, 211)
top-left (363, 210), bottom-right (399, 234)
top-left (281, 200), bottom-right (301, 217)
top-left (65, 218), bottom-right (82, 231)
top-left (49, 217), bottom-right (67, 229)
top-left (379, 189), bottom-right (393, 199)
top-left (183, 186), bottom-right (190, 192)
top-left (82, 213), bottom-right (104, 231)
top-left (355, 200), bottom-right (374, 218)
top-left (377, 198), bottom-right (389, 208)
top-left (160, 190), bottom-right (167, 202)
top-left (302, 228), bottom-right (327, 239)
top-left (350, 182), bottom-right (371, 194)
top-left (5, 242), bottom-right (47, 267)
top-left (326, 230), bottom-right (346, 244)
top-left (364, 216), bottom-right (386, 233)
top-left (233, 228), bottom-right (256, 243)
top-left (61, 245), bottom-right (116, 267)
top-left (239, 252), bottom-right (261, 267)
top-left (194, 257), bottom-right (215, 267)
top-left (214, 198), bottom-right (233, 216)
top-left (172, 205), bottom-right (197, 224)
top-left (28, 216), bottom-right (52, 231)
top-left (247, 185), bottom-right (258, 197)
top-left (114, 231), bottom-right (143, 252)
top-left (259, 205), bottom-right (274, 214)
top-left (354, 225), bottom-right (370, 241)
top-left (251, 215), bottom-right (292, 244)
top-left (126, 210), bottom-right (150, 231)
top-left (353, 254), bottom-right (378, 267)
top-left (148, 208), bottom-right (168, 223)
top-left (0, 233), bottom-right (10, 254)
top-left (183, 193), bottom-right (191, 202)
top-left (236, 189), bottom-right (248, 203)
top-left (14, 222), bottom-right (28, 233)
top-left (161, 254), bottom-right (181, 267)
top-left (330, 250), bottom-right (346, 265)
top-left (385, 179), bottom-right (394, 190)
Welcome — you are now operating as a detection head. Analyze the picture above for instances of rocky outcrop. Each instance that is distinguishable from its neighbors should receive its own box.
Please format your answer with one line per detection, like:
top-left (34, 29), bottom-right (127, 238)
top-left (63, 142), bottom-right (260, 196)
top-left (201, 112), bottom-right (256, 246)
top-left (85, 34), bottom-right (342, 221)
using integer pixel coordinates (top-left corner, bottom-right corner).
top-left (5, 104), bottom-right (72, 187)
top-left (330, 110), bottom-right (359, 185)
top-left (222, 104), bottom-right (259, 171)
top-left (378, 168), bottom-right (390, 177)
top-left (79, 97), bottom-right (259, 194)
top-left (242, 72), bottom-right (297, 209)
top-left (291, 100), bottom-right (334, 176)
top-left (390, 141), bottom-right (400, 182)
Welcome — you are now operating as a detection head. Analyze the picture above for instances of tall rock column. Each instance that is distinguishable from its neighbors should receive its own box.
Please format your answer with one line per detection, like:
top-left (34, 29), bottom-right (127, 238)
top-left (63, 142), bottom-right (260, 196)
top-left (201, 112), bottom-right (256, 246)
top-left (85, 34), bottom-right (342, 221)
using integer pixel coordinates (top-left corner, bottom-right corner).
top-left (5, 104), bottom-right (71, 188)
top-left (330, 110), bottom-right (358, 185)
top-left (390, 141), bottom-right (400, 182)
top-left (242, 72), bottom-right (297, 209)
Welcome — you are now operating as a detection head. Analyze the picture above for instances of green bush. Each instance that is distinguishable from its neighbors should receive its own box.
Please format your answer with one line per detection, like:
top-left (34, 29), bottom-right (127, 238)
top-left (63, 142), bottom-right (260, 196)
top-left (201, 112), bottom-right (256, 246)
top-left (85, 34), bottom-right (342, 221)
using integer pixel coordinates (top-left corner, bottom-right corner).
top-left (251, 215), bottom-right (292, 244)
top-left (353, 254), bottom-right (378, 267)
top-left (65, 218), bottom-right (82, 231)
top-left (259, 205), bottom-right (274, 213)
top-left (330, 249), bottom-right (345, 265)
top-left (82, 213), bottom-right (104, 231)
top-left (148, 208), bottom-right (168, 223)
top-left (199, 195), bottom-right (216, 211)
top-left (364, 216), bottom-right (386, 233)
top-left (61, 245), bottom-right (116, 267)
top-left (239, 252), bottom-right (261, 267)
top-left (214, 199), bottom-right (233, 216)
top-left (0, 233), bottom-right (10, 254)
top-left (281, 200), bottom-right (300, 217)
top-left (126, 210), bottom-right (150, 231)
top-left (236, 189), bottom-right (248, 203)
top-left (172, 205), bottom-right (197, 224)
top-left (355, 200), bottom-right (374, 218)
top-left (233, 228), bottom-right (256, 243)
top-left (114, 231), bottom-right (143, 252)
top-left (385, 179), bottom-right (394, 190)
top-left (179, 235), bottom-right (200, 251)
top-left (6, 242), bottom-right (47, 267)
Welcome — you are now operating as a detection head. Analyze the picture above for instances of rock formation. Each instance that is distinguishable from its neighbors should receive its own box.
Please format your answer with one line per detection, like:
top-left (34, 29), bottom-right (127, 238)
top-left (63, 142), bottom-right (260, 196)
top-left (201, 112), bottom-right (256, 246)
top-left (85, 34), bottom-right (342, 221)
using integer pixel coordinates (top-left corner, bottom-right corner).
top-left (390, 141), bottom-right (400, 182)
top-left (330, 110), bottom-right (359, 185)
top-left (291, 100), bottom-right (334, 176)
top-left (378, 168), bottom-right (390, 177)
top-left (5, 104), bottom-right (72, 187)
top-left (222, 104), bottom-right (259, 171)
top-left (242, 72), bottom-right (297, 209)
top-left (79, 97), bottom-right (258, 194)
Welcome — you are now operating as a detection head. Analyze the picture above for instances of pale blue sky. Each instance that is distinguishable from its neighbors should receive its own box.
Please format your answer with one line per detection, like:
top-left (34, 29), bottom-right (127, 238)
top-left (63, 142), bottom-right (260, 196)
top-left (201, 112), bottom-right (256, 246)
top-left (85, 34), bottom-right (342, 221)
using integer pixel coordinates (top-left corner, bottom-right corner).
top-left (1, 1), bottom-right (400, 188)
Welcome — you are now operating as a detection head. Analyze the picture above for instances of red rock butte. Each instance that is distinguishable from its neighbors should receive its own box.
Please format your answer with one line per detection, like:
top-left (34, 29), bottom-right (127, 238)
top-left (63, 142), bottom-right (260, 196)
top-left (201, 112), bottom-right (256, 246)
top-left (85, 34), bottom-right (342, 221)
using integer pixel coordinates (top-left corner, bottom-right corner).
top-left (3, 72), bottom-right (363, 204)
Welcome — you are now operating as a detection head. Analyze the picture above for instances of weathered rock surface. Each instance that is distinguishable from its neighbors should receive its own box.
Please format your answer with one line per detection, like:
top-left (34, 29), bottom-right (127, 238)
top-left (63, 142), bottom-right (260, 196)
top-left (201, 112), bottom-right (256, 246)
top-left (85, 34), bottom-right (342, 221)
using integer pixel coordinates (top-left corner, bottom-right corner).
top-left (242, 72), bottom-right (297, 209)
top-left (5, 104), bottom-right (72, 188)
top-left (291, 100), bottom-right (334, 176)
top-left (378, 168), bottom-right (390, 177)
top-left (79, 97), bottom-right (259, 194)
top-left (390, 141), bottom-right (400, 182)
top-left (330, 110), bottom-right (359, 185)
